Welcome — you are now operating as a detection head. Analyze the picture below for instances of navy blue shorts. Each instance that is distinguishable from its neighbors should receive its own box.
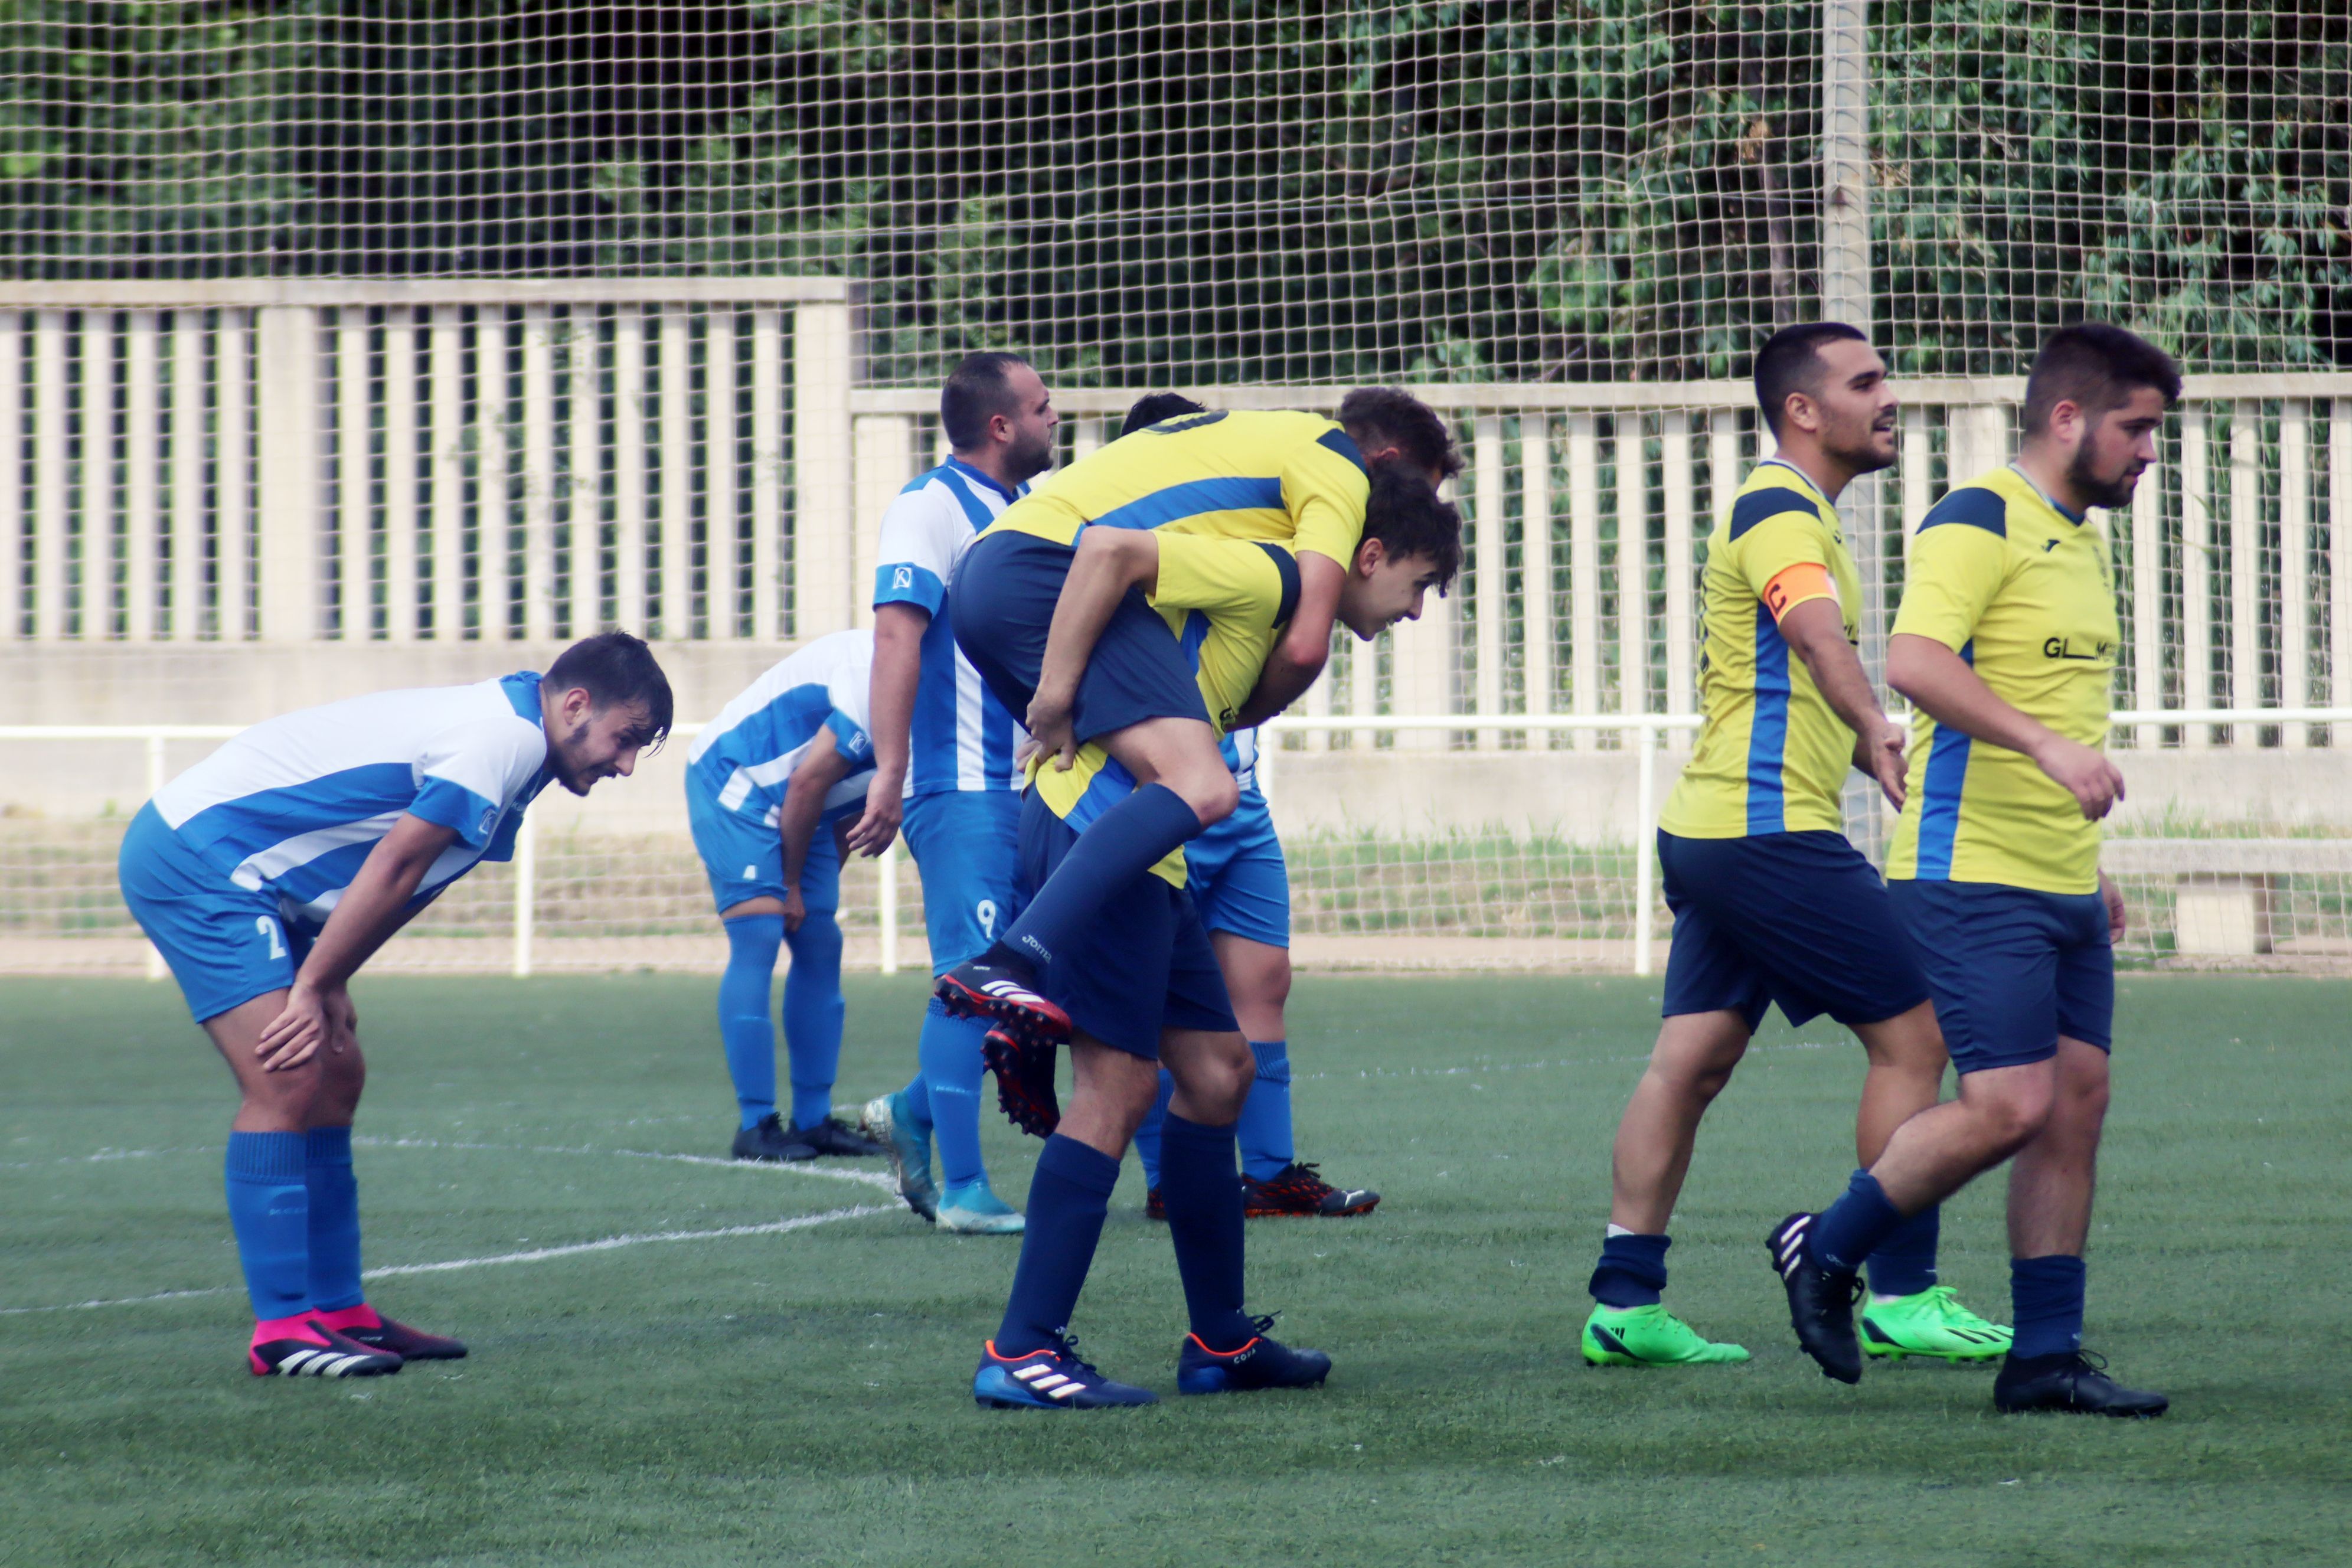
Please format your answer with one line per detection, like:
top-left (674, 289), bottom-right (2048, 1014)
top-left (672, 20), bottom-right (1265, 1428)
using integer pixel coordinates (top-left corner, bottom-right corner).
top-left (1658, 829), bottom-right (1930, 1032)
top-left (948, 529), bottom-right (1209, 745)
top-left (1889, 880), bottom-right (2114, 1072)
top-left (1185, 792), bottom-right (1290, 948)
top-left (1017, 788), bottom-right (1237, 1058)
top-left (119, 801), bottom-right (319, 1024)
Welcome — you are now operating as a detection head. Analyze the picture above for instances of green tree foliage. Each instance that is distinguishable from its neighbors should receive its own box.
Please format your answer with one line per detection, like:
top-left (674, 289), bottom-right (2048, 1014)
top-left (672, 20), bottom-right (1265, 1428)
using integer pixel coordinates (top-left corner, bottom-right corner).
top-left (0, 0), bottom-right (2343, 384)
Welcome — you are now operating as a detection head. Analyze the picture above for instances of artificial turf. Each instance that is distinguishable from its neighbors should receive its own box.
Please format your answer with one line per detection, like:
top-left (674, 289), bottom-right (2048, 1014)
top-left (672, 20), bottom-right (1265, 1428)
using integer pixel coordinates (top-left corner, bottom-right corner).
top-left (2, 972), bottom-right (2346, 1567)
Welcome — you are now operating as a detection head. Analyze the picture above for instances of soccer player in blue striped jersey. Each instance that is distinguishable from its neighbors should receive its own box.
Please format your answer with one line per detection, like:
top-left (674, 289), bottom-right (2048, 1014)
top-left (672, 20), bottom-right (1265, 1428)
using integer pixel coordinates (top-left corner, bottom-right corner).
top-left (1585, 325), bottom-right (2007, 1369)
top-left (119, 632), bottom-right (671, 1378)
top-left (851, 353), bottom-right (1057, 1233)
top-left (687, 629), bottom-right (889, 1167)
top-left (1771, 325), bottom-right (2177, 1416)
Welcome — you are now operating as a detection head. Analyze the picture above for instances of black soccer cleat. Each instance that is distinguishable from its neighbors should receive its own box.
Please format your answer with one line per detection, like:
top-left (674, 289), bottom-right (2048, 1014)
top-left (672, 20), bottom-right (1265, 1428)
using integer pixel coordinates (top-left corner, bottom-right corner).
top-left (788, 1115), bottom-right (887, 1158)
top-left (1241, 1161), bottom-right (1381, 1219)
top-left (1766, 1212), bottom-right (1864, 1384)
top-left (731, 1113), bottom-right (818, 1164)
top-left (935, 958), bottom-right (1072, 1048)
top-left (1176, 1315), bottom-right (1332, 1396)
top-left (982, 1025), bottom-right (1061, 1138)
top-left (342, 1315), bottom-right (468, 1361)
top-left (1993, 1350), bottom-right (2169, 1417)
top-left (1144, 1187), bottom-right (1166, 1221)
top-left (248, 1325), bottom-right (402, 1378)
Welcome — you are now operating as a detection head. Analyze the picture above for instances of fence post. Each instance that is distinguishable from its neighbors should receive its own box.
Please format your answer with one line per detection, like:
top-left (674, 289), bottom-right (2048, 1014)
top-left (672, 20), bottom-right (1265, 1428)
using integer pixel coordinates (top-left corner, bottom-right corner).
top-left (793, 300), bottom-right (856, 637)
top-left (512, 806), bottom-right (536, 978)
top-left (1634, 722), bottom-right (1658, 978)
top-left (254, 306), bottom-right (319, 641)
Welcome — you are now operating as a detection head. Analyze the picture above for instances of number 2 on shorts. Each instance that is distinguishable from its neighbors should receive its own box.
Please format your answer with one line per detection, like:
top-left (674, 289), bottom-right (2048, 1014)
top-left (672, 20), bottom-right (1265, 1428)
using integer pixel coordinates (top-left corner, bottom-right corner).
top-left (255, 914), bottom-right (287, 961)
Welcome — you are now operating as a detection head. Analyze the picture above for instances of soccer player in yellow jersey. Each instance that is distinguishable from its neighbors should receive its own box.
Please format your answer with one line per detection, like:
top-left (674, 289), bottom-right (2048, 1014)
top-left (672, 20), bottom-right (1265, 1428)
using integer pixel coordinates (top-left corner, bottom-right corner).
top-left (1584, 324), bottom-right (2007, 1369)
top-left (1770, 324), bottom-right (2178, 1417)
top-left (935, 392), bottom-right (1460, 1047)
top-left (971, 486), bottom-right (1461, 1409)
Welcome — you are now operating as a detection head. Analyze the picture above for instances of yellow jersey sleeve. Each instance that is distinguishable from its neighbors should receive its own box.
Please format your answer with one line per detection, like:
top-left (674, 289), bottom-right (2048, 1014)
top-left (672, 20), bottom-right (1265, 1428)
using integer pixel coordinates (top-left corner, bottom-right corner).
top-left (1891, 518), bottom-right (2011, 652)
top-left (1280, 429), bottom-right (1372, 566)
top-left (1730, 509), bottom-right (1837, 610)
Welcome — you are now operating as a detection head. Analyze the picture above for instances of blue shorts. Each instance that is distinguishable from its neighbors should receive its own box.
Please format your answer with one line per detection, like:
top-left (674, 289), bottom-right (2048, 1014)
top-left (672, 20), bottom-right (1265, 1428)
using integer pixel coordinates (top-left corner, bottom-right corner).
top-left (1889, 880), bottom-right (2114, 1072)
top-left (687, 783), bottom-right (847, 917)
top-left (118, 802), bottom-right (319, 1024)
top-left (1017, 788), bottom-right (1237, 1059)
top-left (949, 529), bottom-right (1209, 745)
top-left (1658, 829), bottom-right (1930, 1032)
top-left (903, 788), bottom-right (1027, 975)
top-left (1185, 792), bottom-right (1290, 949)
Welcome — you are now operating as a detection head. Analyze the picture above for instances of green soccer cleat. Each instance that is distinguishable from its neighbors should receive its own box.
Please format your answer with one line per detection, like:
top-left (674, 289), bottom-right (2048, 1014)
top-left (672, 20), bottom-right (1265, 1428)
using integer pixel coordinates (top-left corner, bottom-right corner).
top-left (1580, 1304), bottom-right (1751, 1367)
top-left (1861, 1285), bottom-right (2013, 1361)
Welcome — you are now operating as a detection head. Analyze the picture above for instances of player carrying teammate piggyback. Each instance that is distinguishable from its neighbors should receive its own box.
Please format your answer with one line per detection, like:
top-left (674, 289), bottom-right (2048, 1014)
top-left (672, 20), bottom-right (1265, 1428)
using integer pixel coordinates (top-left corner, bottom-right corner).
top-left (119, 633), bottom-right (672, 1378)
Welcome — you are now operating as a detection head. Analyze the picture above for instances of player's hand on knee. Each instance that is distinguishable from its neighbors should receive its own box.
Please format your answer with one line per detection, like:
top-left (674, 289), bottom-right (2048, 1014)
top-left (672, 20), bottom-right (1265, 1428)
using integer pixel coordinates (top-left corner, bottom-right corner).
top-left (782, 886), bottom-right (808, 934)
top-left (256, 984), bottom-right (332, 1072)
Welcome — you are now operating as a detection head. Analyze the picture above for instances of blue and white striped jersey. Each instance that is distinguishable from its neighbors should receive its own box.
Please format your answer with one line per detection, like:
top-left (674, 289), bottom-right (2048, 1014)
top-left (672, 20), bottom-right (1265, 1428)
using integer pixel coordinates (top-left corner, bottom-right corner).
top-left (687, 629), bottom-right (877, 825)
top-left (1221, 727), bottom-right (1266, 801)
top-left (152, 672), bottom-right (554, 926)
top-left (872, 458), bottom-right (1028, 798)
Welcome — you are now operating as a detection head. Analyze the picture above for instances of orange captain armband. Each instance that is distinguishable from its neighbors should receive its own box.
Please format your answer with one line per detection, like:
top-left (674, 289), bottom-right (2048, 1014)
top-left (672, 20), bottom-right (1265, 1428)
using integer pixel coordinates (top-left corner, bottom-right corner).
top-left (1761, 561), bottom-right (1839, 623)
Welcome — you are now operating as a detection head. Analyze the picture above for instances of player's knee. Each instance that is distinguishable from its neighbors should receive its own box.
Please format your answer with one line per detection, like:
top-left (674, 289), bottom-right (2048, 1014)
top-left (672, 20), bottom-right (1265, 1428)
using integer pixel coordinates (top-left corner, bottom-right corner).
top-left (1973, 1079), bottom-right (2056, 1152)
top-left (1168, 766), bottom-right (1239, 826)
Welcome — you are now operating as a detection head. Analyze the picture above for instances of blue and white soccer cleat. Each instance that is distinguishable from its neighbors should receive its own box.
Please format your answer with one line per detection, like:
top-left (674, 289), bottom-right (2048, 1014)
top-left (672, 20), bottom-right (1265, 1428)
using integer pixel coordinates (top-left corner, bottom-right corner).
top-left (936, 1178), bottom-right (1024, 1235)
top-left (859, 1091), bottom-right (939, 1222)
top-left (1175, 1315), bottom-right (1332, 1396)
top-left (973, 1338), bottom-right (1158, 1409)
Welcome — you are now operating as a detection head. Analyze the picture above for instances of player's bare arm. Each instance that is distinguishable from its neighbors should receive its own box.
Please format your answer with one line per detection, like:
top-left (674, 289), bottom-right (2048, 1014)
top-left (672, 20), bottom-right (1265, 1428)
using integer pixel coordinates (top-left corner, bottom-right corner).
top-left (851, 601), bottom-right (926, 856)
top-left (773, 726), bottom-right (864, 933)
top-left (256, 813), bottom-right (460, 1072)
top-left (1778, 597), bottom-right (1907, 810)
top-left (1886, 632), bottom-right (2124, 819)
top-left (1028, 527), bottom-right (1163, 769)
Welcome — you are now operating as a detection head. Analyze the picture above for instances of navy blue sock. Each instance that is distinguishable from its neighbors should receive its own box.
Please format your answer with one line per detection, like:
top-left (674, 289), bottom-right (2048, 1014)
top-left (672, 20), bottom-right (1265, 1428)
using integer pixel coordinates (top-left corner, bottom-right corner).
top-left (782, 912), bottom-right (844, 1129)
top-left (987, 783), bottom-right (1202, 975)
top-left (1587, 1231), bottom-right (1672, 1308)
top-left (303, 1125), bottom-right (365, 1312)
top-left (1235, 1040), bottom-right (1295, 1182)
top-left (2010, 1254), bottom-right (2088, 1360)
top-left (1808, 1170), bottom-right (1905, 1274)
top-left (719, 915), bottom-right (782, 1128)
top-left (1157, 1111), bottom-right (1256, 1352)
top-left (1866, 1184), bottom-right (1942, 1297)
top-left (918, 998), bottom-right (990, 1188)
top-left (1131, 1070), bottom-right (1175, 1190)
top-left (224, 1131), bottom-right (310, 1319)
top-left (995, 1135), bottom-right (1121, 1357)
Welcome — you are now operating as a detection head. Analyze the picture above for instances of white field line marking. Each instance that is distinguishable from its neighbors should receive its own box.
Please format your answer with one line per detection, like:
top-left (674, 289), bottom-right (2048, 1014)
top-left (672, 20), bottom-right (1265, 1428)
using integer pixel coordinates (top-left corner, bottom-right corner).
top-left (355, 1136), bottom-right (900, 1193)
top-left (0, 1203), bottom-right (895, 1317)
top-left (0, 1146), bottom-right (208, 1171)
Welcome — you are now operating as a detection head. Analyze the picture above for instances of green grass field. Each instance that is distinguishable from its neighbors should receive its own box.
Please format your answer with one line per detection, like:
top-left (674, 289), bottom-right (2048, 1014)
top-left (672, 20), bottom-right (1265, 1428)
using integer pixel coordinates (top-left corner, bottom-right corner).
top-left (4, 973), bottom-right (2347, 1567)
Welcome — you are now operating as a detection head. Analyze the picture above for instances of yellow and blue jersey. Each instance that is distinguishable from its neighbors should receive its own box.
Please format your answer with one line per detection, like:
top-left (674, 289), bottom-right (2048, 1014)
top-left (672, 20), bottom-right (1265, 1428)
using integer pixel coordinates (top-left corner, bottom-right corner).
top-left (989, 409), bottom-right (1370, 568)
top-left (1885, 466), bottom-right (2120, 896)
top-left (1660, 460), bottom-right (1866, 839)
top-left (1027, 534), bottom-right (1301, 887)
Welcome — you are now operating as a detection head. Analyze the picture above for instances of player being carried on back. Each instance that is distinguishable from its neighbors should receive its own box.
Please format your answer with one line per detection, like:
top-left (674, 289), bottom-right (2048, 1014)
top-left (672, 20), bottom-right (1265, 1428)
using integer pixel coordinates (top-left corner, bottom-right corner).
top-left (1582, 324), bottom-right (2010, 1369)
top-left (962, 426), bottom-right (1462, 1409)
top-left (930, 390), bottom-right (1456, 1051)
top-left (1769, 325), bottom-right (2176, 1417)
top-left (1115, 395), bottom-right (1400, 1223)
top-left (119, 633), bottom-right (672, 1378)
top-left (686, 628), bottom-right (890, 1165)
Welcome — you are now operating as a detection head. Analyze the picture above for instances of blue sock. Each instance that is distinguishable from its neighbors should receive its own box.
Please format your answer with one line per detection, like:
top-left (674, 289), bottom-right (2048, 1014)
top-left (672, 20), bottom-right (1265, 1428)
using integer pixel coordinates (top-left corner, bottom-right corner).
top-left (2010, 1255), bottom-right (2088, 1360)
top-left (1808, 1170), bottom-right (1905, 1274)
top-left (899, 1069), bottom-right (932, 1129)
top-left (303, 1125), bottom-right (365, 1312)
top-left (782, 912), bottom-right (844, 1129)
top-left (1588, 1231), bottom-right (1671, 1308)
top-left (1132, 1070), bottom-right (1175, 1190)
top-left (988, 783), bottom-right (1201, 974)
top-left (224, 1131), bottom-right (310, 1319)
top-left (919, 998), bottom-right (990, 1188)
top-left (1157, 1111), bottom-right (1256, 1351)
top-left (996, 1135), bottom-right (1121, 1356)
top-left (1236, 1040), bottom-right (1295, 1182)
top-left (1866, 1185), bottom-right (1942, 1297)
top-left (719, 915), bottom-right (783, 1129)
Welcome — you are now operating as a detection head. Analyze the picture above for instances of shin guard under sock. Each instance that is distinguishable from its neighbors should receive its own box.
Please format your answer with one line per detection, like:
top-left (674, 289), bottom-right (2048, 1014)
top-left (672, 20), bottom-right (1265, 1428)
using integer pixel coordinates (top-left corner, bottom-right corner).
top-left (995, 1135), bottom-right (1121, 1357)
top-left (302, 1125), bottom-right (365, 1313)
top-left (1157, 1112), bottom-right (1256, 1351)
top-left (782, 912), bottom-right (845, 1128)
top-left (718, 915), bottom-right (783, 1128)
top-left (2010, 1254), bottom-right (2088, 1360)
top-left (224, 1131), bottom-right (310, 1320)
top-left (1235, 1040), bottom-right (1295, 1182)
top-left (918, 998), bottom-right (991, 1188)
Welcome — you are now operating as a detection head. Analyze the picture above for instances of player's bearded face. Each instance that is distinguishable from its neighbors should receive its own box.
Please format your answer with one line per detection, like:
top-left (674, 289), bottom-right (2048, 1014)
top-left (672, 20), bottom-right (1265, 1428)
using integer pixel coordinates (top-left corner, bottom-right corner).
top-left (998, 366), bottom-right (1059, 483)
top-left (1811, 340), bottom-right (1899, 475)
top-left (550, 696), bottom-right (656, 795)
top-left (2066, 387), bottom-right (2168, 509)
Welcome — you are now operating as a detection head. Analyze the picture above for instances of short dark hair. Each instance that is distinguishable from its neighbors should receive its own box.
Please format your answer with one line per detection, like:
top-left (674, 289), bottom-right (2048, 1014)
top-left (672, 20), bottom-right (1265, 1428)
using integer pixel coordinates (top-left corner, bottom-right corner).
top-left (1337, 387), bottom-right (1465, 480)
top-left (1119, 393), bottom-right (1207, 439)
top-left (940, 352), bottom-right (1032, 450)
top-left (2021, 324), bottom-right (2183, 437)
top-left (1753, 322), bottom-right (1869, 437)
top-left (1360, 465), bottom-right (1463, 593)
top-left (544, 631), bottom-right (674, 744)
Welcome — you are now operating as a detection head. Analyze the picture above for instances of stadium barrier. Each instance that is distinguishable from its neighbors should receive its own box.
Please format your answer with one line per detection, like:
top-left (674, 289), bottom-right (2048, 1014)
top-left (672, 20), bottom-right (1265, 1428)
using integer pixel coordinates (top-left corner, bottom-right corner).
top-left (9, 707), bottom-right (2347, 985)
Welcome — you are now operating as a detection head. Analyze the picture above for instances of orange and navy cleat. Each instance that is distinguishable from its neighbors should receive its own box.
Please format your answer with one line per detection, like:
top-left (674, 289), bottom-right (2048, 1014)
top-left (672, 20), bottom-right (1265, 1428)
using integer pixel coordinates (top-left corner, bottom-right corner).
top-left (1175, 1315), bottom-right (1332, 1396)
top-left (972, 1338), bottom-right (1158, 1409)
